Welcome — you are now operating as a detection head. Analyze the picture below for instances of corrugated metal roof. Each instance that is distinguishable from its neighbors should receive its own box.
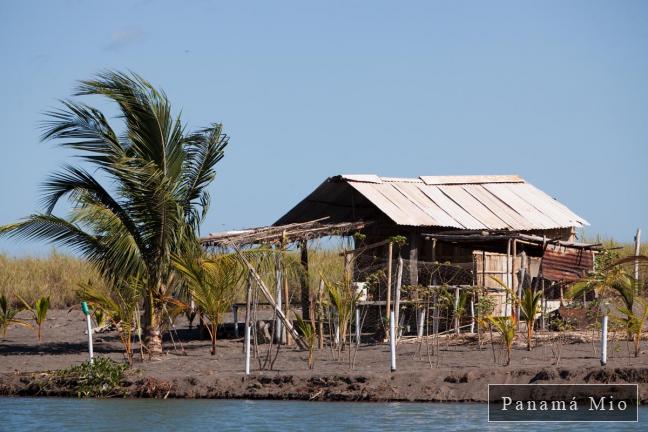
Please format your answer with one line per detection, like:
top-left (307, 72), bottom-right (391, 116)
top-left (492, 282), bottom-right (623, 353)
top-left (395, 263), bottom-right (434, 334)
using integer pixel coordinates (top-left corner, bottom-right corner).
top-left (340, 174), bottom-right (589, 230)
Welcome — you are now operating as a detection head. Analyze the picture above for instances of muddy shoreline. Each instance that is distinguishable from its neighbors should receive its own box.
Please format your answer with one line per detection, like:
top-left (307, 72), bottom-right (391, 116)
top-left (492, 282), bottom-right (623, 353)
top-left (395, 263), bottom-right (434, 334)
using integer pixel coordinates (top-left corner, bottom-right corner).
top-left (2, 367), bottom-right (648, 403)
top-left (2, 310), bottom-right (648, 402)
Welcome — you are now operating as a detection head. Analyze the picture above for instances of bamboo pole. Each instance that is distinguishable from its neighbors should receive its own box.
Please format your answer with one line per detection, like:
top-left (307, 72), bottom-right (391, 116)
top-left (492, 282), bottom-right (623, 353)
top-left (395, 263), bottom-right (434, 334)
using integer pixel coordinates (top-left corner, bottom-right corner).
top-left (389, 309), bottom-right (396, 372)
top-left (284, 267), bottom-right (292, 346)
top-left (470, 294), bottom-right (475, 333)
top-left (395, 257), bottom-right (403, 339)
top-left (318, 278), bottom-right (325, 350)
top-left (454, 286), bottom-right (460, 335)
top-left (386, 242), bottom-right (393, 324)
top-left (275, 251), bottom-right (283, 344)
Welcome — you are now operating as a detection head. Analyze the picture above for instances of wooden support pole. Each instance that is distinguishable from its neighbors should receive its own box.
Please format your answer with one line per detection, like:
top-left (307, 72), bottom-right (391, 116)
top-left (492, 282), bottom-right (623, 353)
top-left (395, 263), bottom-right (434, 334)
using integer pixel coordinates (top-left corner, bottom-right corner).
top-left (417, 307), bottom-right (426, 338)
top-left (470, 294), bottom-right (475, 333)
top-left (389, 309), bottom-right (396, 372)
top-left (386, 242), bottom-right (393, 324)
top-left (232, 305), bottom-right (239, 338)
top-left (408, 233), bottom-right (419, 287)
top-left (300, 240), bottom-right (311, 321)
top-left (232, 245), bottom-right (307, 350)
top-left (517, 250), bottom-right (526, 323)
top-left (274, 251), bottom-right (283, 344)
top-left (284, 266), bottom-right (292, 346)
top-left (395, 257), bottom-right (403, 339)
top-left (454, 286), bottom-right (460, 335)
top-left (512, 239), bottom-right (517, 297)
top-left (541, 278), bottom-right (546, 331)
top-left (355, 306), bottom-right (361, 346)
top-left (318, 278), bottom-right (325, 350)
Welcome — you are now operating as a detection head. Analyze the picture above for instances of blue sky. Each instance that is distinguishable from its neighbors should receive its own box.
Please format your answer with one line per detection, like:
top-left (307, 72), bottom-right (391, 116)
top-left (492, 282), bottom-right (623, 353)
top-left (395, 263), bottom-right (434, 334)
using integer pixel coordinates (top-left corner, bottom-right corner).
top-left (1, 0), bottom-right (646, 255)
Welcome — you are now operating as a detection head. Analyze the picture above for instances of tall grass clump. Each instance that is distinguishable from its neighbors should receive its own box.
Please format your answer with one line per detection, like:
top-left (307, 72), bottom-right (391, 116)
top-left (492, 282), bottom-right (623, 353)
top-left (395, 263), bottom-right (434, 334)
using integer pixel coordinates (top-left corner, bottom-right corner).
top-left (0, 251), bottom-right (106, 308)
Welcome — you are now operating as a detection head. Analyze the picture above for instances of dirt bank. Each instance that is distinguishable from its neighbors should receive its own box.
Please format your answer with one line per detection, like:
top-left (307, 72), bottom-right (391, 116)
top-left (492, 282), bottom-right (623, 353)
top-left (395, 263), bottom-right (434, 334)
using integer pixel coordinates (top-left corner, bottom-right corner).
top-left (1, 310), bottom-right (647, 402)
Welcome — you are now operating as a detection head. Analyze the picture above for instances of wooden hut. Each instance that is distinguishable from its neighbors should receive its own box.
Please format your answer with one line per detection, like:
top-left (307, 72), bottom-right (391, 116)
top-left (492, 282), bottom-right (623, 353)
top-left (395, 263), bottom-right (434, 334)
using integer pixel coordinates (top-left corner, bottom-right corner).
top-left (274, 174), bottom-right (598, 318)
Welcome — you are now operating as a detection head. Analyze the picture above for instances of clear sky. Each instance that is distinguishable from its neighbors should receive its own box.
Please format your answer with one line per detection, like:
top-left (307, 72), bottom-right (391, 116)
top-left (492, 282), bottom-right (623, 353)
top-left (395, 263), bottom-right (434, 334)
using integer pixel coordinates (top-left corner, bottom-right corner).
top-left (1, 0), bottom-right (646, 255)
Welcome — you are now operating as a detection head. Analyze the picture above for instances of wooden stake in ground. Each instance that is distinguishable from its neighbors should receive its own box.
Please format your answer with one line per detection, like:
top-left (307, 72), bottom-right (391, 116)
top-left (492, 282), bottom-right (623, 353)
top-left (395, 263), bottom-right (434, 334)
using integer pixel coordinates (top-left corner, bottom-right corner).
top-left (283, 264), bottom-right (293, 346)
top-left (395, 257), bottom-right (403, 339)
top-left (274, 250), bottom-right (283, 344)
top-left (244, 273), bottom-right (253, 376)
top-left (318, 278), bottom-right (325, 350)
top-left (386, 242), bottom-right (393, 324)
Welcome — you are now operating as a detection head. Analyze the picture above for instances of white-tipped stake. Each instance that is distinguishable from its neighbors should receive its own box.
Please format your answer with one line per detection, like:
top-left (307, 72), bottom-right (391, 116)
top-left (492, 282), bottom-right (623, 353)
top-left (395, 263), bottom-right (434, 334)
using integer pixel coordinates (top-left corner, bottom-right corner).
top-left (355, 307), bottom-right (361, 345)
top-left (389, 310), bottom-right (396, 372)
top-left (232, 305), bottom-right (239, 338)
top-left (600, 306), bottom-right (608, 366)
top-left (81, 301), bottom-right (94, 364)
top-left (244, 322), bottom-right (251, 375)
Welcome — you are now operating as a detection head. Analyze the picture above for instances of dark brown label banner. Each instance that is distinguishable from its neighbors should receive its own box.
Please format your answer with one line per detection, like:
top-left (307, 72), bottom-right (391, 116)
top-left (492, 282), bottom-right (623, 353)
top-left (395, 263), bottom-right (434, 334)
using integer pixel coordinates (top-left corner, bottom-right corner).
top-left (488, 384), bottom-right (638, 422)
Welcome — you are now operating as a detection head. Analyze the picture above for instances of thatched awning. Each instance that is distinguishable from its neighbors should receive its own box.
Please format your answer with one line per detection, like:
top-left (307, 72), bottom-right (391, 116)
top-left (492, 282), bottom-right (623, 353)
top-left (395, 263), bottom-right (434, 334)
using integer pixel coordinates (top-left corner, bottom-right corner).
top-left (200, 218), bottom-right (368, 247)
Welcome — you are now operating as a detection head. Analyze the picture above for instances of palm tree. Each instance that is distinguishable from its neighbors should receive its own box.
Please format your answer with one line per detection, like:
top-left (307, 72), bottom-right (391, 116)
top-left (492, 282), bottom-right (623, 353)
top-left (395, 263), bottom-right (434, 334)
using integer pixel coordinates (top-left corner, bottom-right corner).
top-left (0, 71), bottom-right (227, 356)
top-left (519, 287), bottom-right (542, 351)
top-left (78, 277), bottom-right (144, 364)
top-left (174, 253), bottom-right (243, 355)
top-left (0, 295), bottom-right (31, 337)
top-left (488, 315), bottom-right (516, 366)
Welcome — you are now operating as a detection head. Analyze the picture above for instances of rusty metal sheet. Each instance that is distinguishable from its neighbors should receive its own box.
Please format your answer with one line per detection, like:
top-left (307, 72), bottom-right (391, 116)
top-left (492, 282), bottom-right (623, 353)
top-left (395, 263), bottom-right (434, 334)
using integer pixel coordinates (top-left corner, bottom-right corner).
top-left (542, 245), bottom-right (594, 282)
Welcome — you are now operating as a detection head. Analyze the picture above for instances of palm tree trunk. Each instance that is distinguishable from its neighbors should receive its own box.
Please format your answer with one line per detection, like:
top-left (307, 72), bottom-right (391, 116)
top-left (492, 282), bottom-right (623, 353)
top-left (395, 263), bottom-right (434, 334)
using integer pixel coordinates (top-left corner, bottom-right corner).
top-left (211, 321), bottom-right (217, 355)
top-left (527, 322), bottom-right (532, 351)
top-left (143, 292), bottom-right (163, 358)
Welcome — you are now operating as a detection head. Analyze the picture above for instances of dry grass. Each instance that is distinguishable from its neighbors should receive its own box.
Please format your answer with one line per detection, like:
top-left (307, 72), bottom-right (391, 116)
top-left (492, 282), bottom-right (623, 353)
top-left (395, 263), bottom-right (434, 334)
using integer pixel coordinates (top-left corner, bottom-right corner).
top-left (0, 251), bottom-right (106, 308)
top-left (1, 235), bottom-right (643, 310)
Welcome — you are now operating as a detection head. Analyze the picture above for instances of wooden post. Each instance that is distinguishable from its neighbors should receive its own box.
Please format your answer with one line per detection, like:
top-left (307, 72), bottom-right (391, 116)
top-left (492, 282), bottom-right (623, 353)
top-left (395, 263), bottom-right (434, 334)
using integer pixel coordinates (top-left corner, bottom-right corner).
top-left (275, 251), bottom-right (283, 344)
top-left (512, 239), bottom-right (517, 302)
top-left (481, 250), bottom-right (486, 287)
top-left (408, 233), bottom-right (419, 287)
top-left (244, 273), bottom-right (253, 375)
top-left (389, 309), bottom-right (396, 371)
top-left (395, 257), bottom-right (403, 338)
top-left (386, 242), bottom-right (393, 324)
top-left (232, 305), bottom-right (239, 338)
top-left (541, 278), bottom-right (546, 331)
top-left (283, 267), bottom-right (292, 346)
top-left (417, 307), bottom-right (426, 338)
top-left (355, 306), bottom-right (361, 346)
top-left (517, 250), bottom-right (526, 324)
top-left (300, 240), bottom-right (310, 321)
top-left (454, 286), bottom-right (460, 335)
top-left (318, 278), bottom-right (325, 350)
top-left (470, 294), bottom-right (475, 333)
top-left (232, 245), bottom-right (307, 349)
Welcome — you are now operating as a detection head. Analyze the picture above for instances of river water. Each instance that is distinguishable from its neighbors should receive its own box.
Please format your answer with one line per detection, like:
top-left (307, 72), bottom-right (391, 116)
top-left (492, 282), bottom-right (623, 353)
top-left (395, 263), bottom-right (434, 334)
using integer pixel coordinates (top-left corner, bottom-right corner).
top-left (1, 398), bottom-right (644, 431)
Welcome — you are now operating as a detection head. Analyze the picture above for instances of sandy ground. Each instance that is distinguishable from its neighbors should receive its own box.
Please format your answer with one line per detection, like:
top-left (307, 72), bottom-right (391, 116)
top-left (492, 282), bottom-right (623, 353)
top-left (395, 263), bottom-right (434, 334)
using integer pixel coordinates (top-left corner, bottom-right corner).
top-left (1, 309), bottom-right (647, 402)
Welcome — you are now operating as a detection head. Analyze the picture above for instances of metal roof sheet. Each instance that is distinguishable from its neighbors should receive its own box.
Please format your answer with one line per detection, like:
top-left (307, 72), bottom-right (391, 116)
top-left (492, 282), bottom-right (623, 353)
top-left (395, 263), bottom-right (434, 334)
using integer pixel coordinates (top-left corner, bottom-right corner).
top-left (343, 174), bottom-right (588, 230)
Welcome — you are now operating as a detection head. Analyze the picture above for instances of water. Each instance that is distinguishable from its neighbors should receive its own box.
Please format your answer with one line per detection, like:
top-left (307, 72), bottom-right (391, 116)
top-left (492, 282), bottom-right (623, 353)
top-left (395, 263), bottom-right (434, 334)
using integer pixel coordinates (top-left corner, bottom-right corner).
top-left (0, 398), bottom-right (645, 431)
